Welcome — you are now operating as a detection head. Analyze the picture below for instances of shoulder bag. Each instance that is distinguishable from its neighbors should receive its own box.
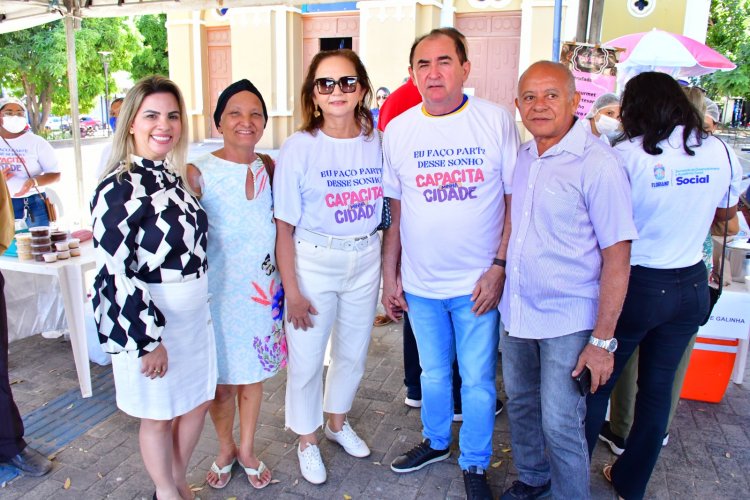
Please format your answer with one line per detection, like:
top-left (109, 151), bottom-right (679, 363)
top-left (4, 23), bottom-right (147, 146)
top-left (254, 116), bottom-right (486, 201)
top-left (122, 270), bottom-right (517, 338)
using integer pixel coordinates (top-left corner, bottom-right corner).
top-left (375, 129), bottom-right (391, 230)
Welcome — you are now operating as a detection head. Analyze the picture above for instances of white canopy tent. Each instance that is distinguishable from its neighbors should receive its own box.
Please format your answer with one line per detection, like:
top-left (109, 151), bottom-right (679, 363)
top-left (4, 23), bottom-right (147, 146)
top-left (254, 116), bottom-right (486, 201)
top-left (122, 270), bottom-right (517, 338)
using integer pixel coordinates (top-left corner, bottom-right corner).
top-left (0, 0), bottom-right (333, 222)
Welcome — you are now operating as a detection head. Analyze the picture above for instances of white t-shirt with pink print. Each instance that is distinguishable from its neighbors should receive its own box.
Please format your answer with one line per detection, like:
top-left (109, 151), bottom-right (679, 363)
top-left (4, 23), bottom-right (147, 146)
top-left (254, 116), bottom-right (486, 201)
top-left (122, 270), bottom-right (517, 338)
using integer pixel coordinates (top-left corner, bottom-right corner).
top-left (274, 129), bottom-right (383, 237)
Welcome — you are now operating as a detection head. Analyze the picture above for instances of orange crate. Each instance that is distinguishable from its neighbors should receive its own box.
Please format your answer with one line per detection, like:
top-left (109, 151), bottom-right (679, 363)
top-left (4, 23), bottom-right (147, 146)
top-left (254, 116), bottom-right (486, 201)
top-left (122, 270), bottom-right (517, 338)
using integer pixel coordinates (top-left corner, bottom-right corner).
top-left (680, 337), bottom-right (738, 403)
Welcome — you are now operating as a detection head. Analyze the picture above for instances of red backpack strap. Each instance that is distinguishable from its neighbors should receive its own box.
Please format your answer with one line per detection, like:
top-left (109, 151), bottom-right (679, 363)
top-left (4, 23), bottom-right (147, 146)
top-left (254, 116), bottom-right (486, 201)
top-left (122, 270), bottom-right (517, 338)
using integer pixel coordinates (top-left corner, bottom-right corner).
top-left (257, 153), bottom-right (275, 186)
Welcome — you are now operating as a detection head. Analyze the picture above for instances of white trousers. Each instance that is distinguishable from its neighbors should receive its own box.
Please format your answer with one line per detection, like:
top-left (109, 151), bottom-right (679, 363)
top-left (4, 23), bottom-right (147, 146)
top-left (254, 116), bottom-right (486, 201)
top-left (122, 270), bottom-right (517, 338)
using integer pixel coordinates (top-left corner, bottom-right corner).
top-left (285, 235), bottom-right (381, 435)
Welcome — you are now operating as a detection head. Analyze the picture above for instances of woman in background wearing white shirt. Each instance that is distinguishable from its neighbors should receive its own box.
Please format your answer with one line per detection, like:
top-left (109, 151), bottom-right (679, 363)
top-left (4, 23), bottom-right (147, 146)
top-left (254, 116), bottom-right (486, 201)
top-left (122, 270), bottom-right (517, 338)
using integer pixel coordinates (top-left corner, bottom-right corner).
top-left (0, 98), bottom-right (60, 227)
top-left (585, 72), bottom-right (741, 500)
top-left (274, 49), bottom-right (383, 485)
top-left (582, 92), bottom-right (622, 145)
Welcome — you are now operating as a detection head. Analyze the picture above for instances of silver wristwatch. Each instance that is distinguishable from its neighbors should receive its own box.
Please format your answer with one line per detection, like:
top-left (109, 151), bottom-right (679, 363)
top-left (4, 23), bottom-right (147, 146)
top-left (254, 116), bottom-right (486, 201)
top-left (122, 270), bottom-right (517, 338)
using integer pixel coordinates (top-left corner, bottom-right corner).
top-left (588, 336), bottom-right (618, 353)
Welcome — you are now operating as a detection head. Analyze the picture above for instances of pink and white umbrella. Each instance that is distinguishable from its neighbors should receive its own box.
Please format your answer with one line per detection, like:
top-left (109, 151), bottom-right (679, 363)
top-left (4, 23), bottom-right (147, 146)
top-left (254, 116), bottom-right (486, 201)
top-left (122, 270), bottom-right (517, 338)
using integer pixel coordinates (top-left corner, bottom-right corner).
top-left (605, 29), bottom-right (736, 82)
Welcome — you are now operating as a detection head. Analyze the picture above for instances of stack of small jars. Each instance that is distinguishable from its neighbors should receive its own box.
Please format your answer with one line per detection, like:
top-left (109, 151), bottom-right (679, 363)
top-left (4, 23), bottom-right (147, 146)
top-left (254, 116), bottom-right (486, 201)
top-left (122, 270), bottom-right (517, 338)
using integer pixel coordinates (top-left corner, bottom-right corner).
top-left (14, 233), bottom-right (32, 260)
top-left (17, 227), bottom-right (81, 263)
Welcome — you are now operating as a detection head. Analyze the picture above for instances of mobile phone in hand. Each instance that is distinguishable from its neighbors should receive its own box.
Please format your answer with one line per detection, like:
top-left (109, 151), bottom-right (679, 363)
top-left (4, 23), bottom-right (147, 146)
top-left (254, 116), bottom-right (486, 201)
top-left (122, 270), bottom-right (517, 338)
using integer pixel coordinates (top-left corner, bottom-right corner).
top-left (574, 367), bottom-right (591, 396)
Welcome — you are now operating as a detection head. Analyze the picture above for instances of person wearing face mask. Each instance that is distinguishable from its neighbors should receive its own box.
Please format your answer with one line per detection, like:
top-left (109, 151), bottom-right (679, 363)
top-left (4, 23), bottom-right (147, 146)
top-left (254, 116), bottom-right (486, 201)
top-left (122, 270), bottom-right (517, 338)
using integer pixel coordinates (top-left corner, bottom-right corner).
top-left (0, 98), bottom-right (60, 228)
top-left (583, 92), bottom-right (622, 145)
top-left (96, 97), bottom-right (124, 178)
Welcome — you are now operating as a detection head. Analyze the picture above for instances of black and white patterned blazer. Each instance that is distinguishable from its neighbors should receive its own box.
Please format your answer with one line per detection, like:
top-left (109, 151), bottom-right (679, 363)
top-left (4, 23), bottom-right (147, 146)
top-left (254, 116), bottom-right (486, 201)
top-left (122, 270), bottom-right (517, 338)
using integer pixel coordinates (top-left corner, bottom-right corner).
top-left (90, 156), bottom-right (208, 357)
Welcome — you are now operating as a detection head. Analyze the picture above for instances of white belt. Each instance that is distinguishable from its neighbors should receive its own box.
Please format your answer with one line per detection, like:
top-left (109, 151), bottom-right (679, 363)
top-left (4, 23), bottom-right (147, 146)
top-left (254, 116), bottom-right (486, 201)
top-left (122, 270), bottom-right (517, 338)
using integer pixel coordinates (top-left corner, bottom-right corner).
top-left (295, 227), bottom-right (377, 251)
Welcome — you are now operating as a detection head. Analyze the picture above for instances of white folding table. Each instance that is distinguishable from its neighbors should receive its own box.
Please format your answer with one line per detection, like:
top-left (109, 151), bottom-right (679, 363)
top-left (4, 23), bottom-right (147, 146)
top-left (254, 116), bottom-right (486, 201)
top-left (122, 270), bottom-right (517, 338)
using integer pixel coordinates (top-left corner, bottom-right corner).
top-left (0, 241), bottom-right (96, 398)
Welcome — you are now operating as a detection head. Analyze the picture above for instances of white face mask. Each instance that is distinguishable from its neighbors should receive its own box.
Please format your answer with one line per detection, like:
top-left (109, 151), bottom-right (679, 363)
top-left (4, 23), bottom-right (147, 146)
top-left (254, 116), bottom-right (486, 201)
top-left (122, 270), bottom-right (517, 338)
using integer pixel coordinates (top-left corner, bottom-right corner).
top-left (595, 114), bottom-right (622, 140)
top-left (2, 115), bottom-right (27, 134)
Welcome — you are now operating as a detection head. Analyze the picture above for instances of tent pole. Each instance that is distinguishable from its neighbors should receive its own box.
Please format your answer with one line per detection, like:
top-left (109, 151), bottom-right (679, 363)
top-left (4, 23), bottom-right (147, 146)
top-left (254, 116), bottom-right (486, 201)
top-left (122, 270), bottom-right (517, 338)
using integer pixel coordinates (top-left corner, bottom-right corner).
top-left (588, 0), bottom-right (604, 45)
top-left (552, 0), bottom-right (563, 61)
top-left (576, 0), bottom-right (590, 42)
top-left (64, 15), bottom-right (86, 227)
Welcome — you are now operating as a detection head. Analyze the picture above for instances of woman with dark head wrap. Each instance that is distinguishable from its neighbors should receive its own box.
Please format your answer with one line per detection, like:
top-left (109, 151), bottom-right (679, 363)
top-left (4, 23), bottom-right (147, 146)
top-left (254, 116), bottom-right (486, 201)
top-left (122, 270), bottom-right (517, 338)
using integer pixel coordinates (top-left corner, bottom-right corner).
top-left (186, 79), bottom-right (285, 490)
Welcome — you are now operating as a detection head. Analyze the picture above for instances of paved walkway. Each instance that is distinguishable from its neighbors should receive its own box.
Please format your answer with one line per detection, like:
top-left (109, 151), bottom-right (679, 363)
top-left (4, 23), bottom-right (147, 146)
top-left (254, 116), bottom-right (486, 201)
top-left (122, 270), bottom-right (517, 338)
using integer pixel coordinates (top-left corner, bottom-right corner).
top-left (3, 319), bottom-right (750, 499)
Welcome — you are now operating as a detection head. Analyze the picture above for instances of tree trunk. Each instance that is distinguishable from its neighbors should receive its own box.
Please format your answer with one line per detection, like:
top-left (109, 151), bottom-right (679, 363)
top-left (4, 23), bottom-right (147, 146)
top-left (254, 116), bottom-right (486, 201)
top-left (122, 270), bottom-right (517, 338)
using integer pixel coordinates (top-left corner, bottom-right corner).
top-left (20, 76), bottom-right (40, 134)
top-left (40, 83), bottom-right (53, 131)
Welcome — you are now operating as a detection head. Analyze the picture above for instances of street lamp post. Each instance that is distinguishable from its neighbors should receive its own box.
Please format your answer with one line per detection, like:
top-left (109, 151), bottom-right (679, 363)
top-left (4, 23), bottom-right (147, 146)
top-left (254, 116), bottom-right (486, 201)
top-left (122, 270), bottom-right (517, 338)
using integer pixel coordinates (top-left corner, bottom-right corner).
top-left (98, 51), bottom-right (112, 136)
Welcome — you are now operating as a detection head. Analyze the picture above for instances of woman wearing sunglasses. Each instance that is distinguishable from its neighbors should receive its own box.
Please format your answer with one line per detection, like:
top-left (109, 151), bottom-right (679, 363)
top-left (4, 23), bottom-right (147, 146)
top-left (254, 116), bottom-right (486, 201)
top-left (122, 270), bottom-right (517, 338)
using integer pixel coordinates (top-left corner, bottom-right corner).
top-left (274, 49), bottom-right (383, 485)
top-left (370, 86), bottom-right (390, 129)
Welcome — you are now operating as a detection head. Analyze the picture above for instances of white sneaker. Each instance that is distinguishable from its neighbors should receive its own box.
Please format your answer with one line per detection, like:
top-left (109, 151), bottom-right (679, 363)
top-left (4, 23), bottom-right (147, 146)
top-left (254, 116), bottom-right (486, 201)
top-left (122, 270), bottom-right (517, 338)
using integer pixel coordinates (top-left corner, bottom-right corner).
top-left (297, 443), bottom-right (326, 484)
top-left (324, 420), bottom-right (371, 458)
top-left (404, 397), bottom-right (422, 408)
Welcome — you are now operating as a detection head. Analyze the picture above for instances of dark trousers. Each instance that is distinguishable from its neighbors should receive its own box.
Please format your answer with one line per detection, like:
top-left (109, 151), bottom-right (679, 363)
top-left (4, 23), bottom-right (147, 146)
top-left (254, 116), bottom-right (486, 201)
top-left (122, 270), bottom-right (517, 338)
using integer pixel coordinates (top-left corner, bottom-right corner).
top-left (403, 311), bottom-right (462, 409)
top-left (586, 263), bottom-right (708, 499)
top-left (0, 271), bottom-right (26, 461)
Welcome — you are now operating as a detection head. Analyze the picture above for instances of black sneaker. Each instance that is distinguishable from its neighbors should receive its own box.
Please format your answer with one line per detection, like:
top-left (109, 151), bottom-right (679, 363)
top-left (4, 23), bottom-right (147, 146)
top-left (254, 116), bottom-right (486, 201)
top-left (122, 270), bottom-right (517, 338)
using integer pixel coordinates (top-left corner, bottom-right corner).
top-left (454, 399), bottom-right (504, 422)
top-left (598, 421), bottom-right (626, 456)
top-left (499, 480), bottom-right (551, 499)
top-left (390, 439), bottom-right (450, 473)
top-left (463, 466), bottom-right (493, 500)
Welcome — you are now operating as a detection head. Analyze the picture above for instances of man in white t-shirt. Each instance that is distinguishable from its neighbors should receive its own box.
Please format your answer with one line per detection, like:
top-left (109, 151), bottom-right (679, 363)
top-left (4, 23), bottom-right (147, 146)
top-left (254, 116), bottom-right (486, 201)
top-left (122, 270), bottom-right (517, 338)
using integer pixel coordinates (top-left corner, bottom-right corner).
top-left (381, 28), bottom-right (519, 500)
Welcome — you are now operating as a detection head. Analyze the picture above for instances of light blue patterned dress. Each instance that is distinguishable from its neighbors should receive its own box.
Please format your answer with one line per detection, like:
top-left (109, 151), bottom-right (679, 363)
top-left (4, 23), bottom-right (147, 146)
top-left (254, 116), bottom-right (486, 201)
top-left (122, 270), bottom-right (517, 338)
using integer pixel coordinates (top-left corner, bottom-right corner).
top-left (193, 153), bottom-right (286, 384)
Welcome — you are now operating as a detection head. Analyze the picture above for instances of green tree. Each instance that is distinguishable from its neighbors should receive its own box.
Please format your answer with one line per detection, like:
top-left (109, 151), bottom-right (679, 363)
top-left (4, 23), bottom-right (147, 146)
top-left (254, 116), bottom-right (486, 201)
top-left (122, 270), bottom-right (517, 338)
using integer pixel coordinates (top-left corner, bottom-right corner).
top-left (131, 14), bottom-right (169, 81)
top-left (701, 0), bottom-right (750, 99)
top-left (0, 17), bottom-right (139, 133)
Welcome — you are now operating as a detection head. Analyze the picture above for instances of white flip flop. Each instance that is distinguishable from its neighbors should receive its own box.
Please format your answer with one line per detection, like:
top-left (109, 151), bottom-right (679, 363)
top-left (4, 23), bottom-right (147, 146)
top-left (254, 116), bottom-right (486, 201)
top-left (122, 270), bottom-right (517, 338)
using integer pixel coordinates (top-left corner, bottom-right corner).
top-left (206, 458), bottom-right (236, 489)
top-left (238, 459), bottom-right (271, 489)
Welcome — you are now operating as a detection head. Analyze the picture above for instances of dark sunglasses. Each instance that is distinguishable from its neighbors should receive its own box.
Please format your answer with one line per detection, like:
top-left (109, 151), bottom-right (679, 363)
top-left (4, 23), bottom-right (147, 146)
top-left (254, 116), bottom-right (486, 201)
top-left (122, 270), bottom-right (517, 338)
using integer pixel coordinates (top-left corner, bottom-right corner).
top-left (376, 94), bottom-right (388, 100)
top-left (314, 76), bottom-right (359, 95)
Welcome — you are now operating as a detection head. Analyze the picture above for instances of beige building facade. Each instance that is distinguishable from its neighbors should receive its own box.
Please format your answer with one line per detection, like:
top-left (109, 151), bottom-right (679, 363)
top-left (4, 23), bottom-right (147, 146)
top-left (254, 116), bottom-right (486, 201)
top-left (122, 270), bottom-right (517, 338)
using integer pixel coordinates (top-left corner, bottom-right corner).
top-left (166, 0), bottom-right (711, 147)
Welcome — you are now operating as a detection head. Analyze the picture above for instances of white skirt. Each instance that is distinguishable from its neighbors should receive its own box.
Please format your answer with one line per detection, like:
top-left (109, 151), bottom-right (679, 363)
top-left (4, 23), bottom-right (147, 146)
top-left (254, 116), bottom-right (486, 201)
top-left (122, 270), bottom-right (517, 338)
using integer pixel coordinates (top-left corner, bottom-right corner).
top-left (111, 275), bottom-right (217, 420)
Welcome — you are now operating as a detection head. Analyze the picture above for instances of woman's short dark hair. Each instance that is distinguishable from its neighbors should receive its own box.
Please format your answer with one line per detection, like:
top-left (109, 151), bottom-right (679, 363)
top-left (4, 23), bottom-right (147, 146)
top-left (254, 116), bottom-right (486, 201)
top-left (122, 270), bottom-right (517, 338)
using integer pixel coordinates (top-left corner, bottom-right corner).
top-left (299, 49), bottom-right (374, 137)
top-left (620, 72), bottom-right (706, 156)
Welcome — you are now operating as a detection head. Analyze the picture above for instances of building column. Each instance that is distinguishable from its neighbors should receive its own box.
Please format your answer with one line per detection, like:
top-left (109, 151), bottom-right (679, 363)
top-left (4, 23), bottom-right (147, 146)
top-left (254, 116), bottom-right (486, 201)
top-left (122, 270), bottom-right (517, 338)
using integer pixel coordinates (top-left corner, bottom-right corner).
top-left (518, 0), bottom-right (573, 77)
top-left (358, 0), bottom-right (443, 93)
top-left (166, 12), bottom-right (207, 142)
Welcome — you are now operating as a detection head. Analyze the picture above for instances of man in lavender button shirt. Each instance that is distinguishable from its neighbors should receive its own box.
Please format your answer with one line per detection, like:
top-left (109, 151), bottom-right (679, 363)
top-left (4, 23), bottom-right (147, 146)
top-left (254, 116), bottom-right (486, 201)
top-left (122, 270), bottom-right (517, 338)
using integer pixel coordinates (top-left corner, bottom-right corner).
top-left (497, 61), bottom-right (637, 500)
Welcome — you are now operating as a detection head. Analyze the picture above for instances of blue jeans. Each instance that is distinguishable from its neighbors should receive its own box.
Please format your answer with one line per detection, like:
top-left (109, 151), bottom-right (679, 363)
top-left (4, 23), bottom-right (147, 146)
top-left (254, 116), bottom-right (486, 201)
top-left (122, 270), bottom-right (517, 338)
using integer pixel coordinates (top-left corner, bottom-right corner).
top-left (404, 292), bottom-right (498, 470)
top-left (500, 329), bottom-right (590, 500)
top-left (402, 311), bottom-right (462, 407)
top-left (586, 262), bottom-right (708, 500)
top-left (12, 193), bottom-right (50, 228)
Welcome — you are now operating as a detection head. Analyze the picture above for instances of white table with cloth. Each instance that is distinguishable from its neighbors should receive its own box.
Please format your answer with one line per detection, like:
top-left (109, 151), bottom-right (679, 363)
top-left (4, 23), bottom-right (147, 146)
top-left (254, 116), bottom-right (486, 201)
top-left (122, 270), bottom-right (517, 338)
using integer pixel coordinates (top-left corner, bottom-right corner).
top-left (0, 240), bottom-right (96, 397)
